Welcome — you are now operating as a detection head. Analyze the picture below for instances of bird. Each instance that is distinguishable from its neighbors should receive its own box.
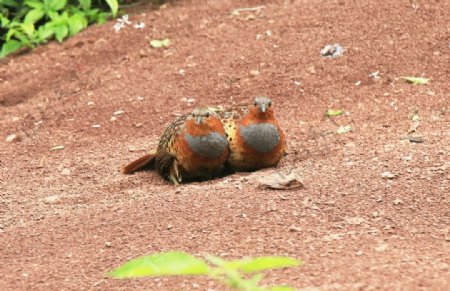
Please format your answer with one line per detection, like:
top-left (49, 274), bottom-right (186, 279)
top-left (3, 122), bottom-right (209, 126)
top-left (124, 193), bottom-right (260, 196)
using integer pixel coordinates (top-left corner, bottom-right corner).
top-left (122, 107), bottom-right (229, 185)
top-left (217, 96), bottom-right (286, 171)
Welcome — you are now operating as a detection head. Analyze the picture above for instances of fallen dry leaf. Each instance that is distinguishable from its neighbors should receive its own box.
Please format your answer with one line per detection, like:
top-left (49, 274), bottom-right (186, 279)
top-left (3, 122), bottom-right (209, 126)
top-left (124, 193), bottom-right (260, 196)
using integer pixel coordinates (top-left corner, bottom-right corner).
top-left (258, 172), bottom-right (304, 190)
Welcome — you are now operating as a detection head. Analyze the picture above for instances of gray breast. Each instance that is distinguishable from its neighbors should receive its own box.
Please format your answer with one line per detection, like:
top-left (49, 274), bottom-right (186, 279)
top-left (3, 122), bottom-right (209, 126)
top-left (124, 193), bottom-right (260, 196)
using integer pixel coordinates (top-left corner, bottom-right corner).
top-left (240, 123), bottom-right (280, 154)
top-left (185, 132), bottom-right (228, 159)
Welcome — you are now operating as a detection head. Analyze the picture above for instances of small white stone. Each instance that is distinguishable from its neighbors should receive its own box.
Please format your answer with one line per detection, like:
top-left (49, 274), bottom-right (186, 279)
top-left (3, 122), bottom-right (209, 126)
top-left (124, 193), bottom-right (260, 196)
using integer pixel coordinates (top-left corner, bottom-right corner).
top-left (375, 243), bottom-right (388, 252)
top-left (381, 171), bottom-right (396, 179)
top-left (61, 168), bottom-right (71, 176)
top-left (113, 110), bottom-right (125, 115)
top-left (91, 124), bottom-right (101, 128)
top-left (44, 195), bottom-right (60, 204)
top-left (5, 133), bottom-right (19, 142)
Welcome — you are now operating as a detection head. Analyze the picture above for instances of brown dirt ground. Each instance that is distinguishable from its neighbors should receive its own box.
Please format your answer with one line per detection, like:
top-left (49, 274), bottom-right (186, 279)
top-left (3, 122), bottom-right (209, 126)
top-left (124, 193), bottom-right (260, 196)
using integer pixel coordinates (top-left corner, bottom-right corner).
top-left (1, 0), bottom-right (449, 290)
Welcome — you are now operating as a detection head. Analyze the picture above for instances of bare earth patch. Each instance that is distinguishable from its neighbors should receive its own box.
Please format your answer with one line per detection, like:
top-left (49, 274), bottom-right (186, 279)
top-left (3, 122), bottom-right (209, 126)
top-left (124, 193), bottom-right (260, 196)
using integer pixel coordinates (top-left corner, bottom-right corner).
top-left (0, 0), bottom-right (449, 290)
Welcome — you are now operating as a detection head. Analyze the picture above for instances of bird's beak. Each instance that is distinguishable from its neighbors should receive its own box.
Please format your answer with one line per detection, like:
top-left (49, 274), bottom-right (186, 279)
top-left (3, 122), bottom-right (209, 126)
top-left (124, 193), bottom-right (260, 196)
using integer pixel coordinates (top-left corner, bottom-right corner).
top-left (195, 116), bottom-right (203, 124)
top-left (259, 104), bottom-right (267, 113)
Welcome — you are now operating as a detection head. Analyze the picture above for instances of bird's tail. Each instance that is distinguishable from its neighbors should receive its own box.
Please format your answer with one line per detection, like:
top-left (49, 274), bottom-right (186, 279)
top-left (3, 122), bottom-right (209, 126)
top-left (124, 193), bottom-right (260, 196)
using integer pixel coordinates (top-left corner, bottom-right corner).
top-left (122, 153), bottom-right (156, 174)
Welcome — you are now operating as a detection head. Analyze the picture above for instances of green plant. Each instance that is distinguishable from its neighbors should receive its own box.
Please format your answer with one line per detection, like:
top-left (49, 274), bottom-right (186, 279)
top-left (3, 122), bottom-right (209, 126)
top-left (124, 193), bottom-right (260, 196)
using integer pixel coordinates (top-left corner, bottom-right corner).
top-left (109, 251), bottom-right (301, 291)
top-left (0, 0), bottom-right (119, 58)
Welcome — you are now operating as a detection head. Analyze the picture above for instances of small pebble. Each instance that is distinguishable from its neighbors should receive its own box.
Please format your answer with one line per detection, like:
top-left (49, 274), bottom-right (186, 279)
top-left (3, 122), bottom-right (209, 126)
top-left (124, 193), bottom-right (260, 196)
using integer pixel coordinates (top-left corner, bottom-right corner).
top-left (289, 226), bottom-right (302, 232)
top-left (113, 110), bottom-right (125, 115)
top-left (375, 243), bottom-right (388, 252)
top-left (250, 70), bottom-right (260, 76)
top-left (44, 195), bottom-right (60, 204)
top-left (320, 43), bottom-right (344, 58)
top-left (61, 168), bottom-right (71, 176)
top-left (5, 133), bottom-right (20, 143)
top-left (381, 171), bottom-right (396, 179)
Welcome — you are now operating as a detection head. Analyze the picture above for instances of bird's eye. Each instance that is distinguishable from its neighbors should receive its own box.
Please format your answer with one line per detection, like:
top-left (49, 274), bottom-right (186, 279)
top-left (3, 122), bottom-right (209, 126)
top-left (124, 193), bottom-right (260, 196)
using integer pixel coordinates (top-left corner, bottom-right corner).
top-left (254, 102), bottom-right (257, 106)
top-left (205, 112), bottom-right (210, 117)
top-left (268, 101), bottom-right (272, 107)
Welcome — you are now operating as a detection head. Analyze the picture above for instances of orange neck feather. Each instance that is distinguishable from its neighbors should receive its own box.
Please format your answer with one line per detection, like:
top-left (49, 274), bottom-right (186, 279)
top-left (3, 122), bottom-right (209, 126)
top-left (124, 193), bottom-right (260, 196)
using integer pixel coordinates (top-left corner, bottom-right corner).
top-left (185, 117), bottom-right (225, 136)
top-left (241, 107), bottom-right (276, 126)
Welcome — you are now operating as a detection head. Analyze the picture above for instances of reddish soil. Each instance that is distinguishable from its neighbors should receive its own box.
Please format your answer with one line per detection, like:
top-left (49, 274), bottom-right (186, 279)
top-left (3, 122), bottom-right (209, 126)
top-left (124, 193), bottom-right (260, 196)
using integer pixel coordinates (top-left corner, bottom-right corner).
top-left (1, 0), bottom-right (449, 290)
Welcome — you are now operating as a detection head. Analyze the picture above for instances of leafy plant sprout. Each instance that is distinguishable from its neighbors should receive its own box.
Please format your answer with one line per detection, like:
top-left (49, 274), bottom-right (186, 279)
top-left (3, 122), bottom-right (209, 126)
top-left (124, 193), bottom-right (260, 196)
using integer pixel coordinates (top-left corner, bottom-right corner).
top-left (109, 251), bottom-right (302, 291)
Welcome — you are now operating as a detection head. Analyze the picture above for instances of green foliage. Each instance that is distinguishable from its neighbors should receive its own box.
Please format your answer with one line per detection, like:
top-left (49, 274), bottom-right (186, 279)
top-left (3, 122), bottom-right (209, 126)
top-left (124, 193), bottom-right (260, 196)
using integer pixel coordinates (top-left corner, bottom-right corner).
top-left (109, 251), bottom-right (301, 291)
top-left (109, 251), bottom-right (210, 278)
top-left (324, 109), bottom-right (344, 117)
top-left (400, 76), bottom-right (429, 84)
top-left (149, 38), bottom-right (170, 48)
top-left (0, 0), bottom-right (119, 58)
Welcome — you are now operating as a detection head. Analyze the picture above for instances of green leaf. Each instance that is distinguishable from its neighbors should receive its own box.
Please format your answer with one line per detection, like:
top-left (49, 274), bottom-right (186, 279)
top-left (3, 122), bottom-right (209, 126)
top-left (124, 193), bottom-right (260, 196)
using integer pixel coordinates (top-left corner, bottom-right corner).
top-left (109, 251), bottom-right (210, 279)
top-left (47, 10), bottom-right (59, 20)
top-left (203, 254), bottom-right (226, 267)
top-left (24, 0), bottom-right (44, 9)
top-left (325, 109), bottom-right (345, 117)
top-left (150, 38), bottom-right (170, 48)
top-left (21, 23), bottom-right (35, 36)
top-left (5, 28), bottom-right (17, 41)
top-left (53, 24), bottom-right (68, 42)
top-left (401, 76), bottom-right (429, 84)
top-left (24, 8), bottom-right (45, 24)
top-left (249, 273), bottom-right (264, 285)
top-left (79, 0), bottom-right (91, 11)
top-left (37, 24), bottom-right (55, 41)
top-left (225, 256), bottom-right (301, 273)
top-left (68, 14), bottom-right (87, 35)
top-left (45, 0), bottom-right (67, 11)
top-left (0, 14), bottom-right (11, 26)
top-left (2, 0), bottom-right (19, 7)
top-left (336, 125), bottom-right (352, 134)
top-left (104, 0), bottom-right (118, 17)
top-left (0, 39), bottom-right (22, 58)
top-left (267, 286), bottom-right (297, 291)
top-left (94, 12), bottom-right (109, 24)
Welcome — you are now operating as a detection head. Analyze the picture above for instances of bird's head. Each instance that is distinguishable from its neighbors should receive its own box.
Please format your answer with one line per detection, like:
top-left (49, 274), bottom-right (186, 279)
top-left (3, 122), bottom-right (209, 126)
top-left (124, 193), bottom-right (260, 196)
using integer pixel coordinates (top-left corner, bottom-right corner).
top-left (187, 107), bottom-right (225, 135)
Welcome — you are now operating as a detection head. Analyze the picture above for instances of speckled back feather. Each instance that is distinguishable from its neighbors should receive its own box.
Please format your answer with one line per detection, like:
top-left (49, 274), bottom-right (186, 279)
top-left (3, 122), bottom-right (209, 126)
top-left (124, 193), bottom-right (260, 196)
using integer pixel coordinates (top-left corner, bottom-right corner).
top-left (155, 113), bottom-right (189, 182)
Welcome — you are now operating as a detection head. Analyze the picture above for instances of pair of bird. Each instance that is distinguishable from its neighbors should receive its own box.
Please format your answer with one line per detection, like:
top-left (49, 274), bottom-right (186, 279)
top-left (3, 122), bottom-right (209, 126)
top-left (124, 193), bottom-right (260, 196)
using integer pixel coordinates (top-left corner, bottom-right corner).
top-left (123, 96), bottom-right (285, 184)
